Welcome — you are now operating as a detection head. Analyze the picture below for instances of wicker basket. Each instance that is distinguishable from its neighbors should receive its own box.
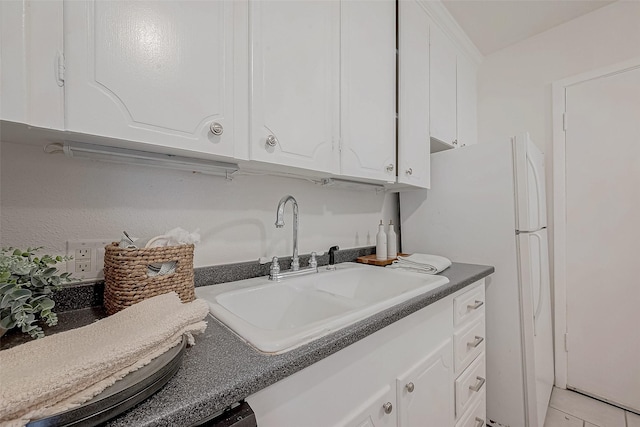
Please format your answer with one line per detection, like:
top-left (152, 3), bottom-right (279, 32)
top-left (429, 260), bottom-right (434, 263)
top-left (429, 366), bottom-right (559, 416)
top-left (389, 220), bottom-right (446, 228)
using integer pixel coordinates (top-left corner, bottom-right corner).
top-left (103, 243), bottom-right (195, 315)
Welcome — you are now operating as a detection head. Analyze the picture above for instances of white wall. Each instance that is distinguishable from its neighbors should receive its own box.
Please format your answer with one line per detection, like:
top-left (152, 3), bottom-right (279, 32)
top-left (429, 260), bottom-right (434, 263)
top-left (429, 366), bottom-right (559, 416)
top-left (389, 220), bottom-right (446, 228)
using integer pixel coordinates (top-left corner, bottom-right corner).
top-left (477, 0), bottom-right (640, 273)
top-left (0, 141), bottom-right (397, 268)
top-left (478, 0), bottom-right (640, 152)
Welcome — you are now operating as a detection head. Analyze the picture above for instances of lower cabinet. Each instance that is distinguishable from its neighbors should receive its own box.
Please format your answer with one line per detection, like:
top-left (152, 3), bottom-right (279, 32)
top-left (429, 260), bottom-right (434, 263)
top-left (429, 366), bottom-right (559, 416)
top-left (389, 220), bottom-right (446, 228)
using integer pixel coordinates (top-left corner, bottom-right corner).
top-left (396, 339), bottom-right (454, 426)
top-left (453, 282), bottom-right (487, 426)
top-left (456, 391), bottom-right (486, 427)
top-left (247, 280), bottom-right (486, 427)
top-left (341, 384), bottom-right (396, 427)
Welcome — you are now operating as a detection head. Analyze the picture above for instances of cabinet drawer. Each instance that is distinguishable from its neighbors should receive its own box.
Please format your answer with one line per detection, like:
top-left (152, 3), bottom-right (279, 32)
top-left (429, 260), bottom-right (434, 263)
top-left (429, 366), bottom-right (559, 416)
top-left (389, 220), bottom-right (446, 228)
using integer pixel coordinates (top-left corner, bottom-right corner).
top-left (454, 317), bottom-right (485, 374)
top-left (455, 390), bottom-right (486, 427)
top-left (455, 353), bottom-right (486, 418)
top-left (454, 283), bottom-right (485, 326)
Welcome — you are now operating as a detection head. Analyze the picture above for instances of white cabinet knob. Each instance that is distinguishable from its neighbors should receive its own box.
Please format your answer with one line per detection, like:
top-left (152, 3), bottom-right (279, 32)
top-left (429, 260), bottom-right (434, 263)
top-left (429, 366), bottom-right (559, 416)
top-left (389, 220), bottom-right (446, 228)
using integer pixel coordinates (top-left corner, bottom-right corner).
top-left (209, 122), bottom-right (224, 136)
top-left (266, 135), bottom-right (278, 148)
top-left (383, 402), bottom-right (393, 414)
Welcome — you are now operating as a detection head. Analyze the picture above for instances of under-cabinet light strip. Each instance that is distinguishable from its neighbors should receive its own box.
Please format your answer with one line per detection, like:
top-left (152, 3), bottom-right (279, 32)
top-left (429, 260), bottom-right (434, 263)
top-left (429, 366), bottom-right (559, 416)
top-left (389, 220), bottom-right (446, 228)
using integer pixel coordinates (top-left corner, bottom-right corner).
top-left (45, 142), bottom-right (239, 178)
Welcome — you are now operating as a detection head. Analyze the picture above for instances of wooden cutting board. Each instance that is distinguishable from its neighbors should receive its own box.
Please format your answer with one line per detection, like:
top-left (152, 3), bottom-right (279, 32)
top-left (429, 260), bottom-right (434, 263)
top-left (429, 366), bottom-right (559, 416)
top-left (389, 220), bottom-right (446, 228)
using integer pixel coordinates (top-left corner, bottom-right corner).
top-left (356, 253), bottom-right (409, 267)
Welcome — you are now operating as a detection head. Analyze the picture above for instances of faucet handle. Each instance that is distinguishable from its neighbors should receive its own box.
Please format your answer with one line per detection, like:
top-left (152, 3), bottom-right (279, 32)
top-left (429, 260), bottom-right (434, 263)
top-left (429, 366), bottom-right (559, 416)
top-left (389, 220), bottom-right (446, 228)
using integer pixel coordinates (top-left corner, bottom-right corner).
top-left (309, 252), bottom-right (318, 270)
top-left (269, 256), bottom-right (280, 278)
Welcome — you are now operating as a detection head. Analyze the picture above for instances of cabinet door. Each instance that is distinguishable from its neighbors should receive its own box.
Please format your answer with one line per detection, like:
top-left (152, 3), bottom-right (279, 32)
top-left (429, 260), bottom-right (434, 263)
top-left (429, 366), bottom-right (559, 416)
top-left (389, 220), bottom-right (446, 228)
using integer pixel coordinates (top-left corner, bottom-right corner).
top-left (64, 0), bottom-right (237, 157)
top-left (1, 0), bottom-right (64, 129)
top-left (396, 338), bottom-right (454, 427)
top-left (429, 23), bottom-right (457, 147)
top-left (456, 54), bottom-right (478, 147)
top-left (397, 0), bottom-right (431, 188)
top-left (250, 0), bottom-right (339, 174)
top-left (340, 0), bottom-right (396, 182)
top-left (339, 384), bottom-right (397, 427)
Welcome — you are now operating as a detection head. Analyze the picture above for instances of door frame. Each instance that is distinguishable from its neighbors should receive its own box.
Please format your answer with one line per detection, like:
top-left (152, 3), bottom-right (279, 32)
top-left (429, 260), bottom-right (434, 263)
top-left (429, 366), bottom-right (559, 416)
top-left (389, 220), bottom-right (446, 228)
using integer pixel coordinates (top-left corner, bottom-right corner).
top-left (551, 56), bottom-right (640, 389)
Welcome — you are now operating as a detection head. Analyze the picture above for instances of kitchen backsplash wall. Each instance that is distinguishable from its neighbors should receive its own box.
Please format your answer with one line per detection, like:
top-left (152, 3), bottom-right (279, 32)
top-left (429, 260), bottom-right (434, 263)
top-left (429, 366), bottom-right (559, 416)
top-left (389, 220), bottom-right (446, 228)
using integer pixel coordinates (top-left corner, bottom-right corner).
top-left (0, 141), bottom-right (398, 268)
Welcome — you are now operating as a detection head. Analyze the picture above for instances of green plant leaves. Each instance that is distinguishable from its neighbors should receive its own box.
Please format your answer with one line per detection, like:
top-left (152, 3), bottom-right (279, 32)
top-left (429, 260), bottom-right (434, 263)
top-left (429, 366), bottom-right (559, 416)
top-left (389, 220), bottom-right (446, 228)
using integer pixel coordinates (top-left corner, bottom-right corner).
top-left (11, 288), bottom-right (32, 301)
top-left (0, 314), bottom-right (17, 329)
top-left (36, 298), bottom-right (55, 311)
top-left (0, 247), bottom-right (72, 339)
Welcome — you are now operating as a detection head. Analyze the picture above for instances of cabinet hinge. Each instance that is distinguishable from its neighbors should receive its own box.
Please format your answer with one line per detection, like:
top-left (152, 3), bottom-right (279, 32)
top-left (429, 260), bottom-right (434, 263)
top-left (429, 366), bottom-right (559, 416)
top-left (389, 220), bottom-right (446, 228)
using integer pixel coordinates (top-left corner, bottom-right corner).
top-left (564, 333), bottom-right (569, 352)
top-left (56, 51), bottom-right (65, 87)
top-left (562, 112), bottom-right (567, 131)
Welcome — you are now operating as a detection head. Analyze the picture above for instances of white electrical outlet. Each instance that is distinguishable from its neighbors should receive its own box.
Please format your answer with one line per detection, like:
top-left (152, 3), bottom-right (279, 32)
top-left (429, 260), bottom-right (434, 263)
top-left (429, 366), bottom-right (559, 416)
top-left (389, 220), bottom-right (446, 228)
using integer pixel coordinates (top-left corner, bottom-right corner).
top-left (66, 239), bottom-right (113, 281)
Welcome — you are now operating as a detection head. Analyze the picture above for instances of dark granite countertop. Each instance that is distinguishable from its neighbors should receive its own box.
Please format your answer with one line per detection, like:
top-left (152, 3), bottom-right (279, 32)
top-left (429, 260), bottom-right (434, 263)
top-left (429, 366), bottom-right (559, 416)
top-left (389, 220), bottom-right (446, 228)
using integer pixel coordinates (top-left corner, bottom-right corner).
top-left (1, 262), bottom-right (493, 426)
top-left (111, 262), bottom-right (493, 426)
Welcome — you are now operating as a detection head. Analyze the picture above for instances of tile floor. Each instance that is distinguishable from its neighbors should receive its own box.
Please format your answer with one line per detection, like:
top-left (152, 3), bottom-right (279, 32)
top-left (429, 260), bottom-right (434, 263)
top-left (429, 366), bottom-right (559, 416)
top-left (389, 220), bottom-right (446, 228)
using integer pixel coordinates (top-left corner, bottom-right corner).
top-left (544, 387), bottom-right (640, 427)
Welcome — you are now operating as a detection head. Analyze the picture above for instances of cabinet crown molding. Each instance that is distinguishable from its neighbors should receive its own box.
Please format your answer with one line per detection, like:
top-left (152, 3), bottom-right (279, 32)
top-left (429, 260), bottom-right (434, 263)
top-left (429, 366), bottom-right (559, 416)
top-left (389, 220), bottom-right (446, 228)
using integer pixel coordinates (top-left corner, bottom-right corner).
top-left (415, 0), bottom-right (484, 65)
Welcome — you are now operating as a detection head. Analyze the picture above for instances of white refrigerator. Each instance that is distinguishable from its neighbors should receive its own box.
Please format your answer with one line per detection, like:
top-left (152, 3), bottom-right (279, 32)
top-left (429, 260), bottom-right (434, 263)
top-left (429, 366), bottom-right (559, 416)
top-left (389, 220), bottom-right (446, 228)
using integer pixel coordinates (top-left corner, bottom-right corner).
top-left (400, 135), bottom-right (554, 427)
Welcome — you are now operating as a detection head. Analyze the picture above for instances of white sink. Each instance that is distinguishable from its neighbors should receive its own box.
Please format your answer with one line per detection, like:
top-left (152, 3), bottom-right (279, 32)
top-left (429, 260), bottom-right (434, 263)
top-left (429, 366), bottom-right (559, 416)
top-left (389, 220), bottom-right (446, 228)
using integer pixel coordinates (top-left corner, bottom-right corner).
top-left (195, 262), bottom-right (449, 353)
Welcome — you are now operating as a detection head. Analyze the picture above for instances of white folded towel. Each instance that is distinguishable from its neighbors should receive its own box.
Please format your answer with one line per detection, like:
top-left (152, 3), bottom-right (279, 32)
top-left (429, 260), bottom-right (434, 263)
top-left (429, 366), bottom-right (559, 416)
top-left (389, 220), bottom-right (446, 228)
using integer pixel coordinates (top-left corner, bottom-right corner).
top-left (0, 292), bottom-right (209, 426)
top-left (387, 253), bottom-right (452, 274)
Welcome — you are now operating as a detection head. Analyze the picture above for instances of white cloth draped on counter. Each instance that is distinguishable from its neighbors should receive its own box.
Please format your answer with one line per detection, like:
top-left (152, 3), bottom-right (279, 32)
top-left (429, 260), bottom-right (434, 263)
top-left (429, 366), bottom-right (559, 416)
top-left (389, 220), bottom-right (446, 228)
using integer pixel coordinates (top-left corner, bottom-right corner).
top-left (0, 292), bottom-right (208, 427)
top-left (387, 253), bottom-right (452, 274)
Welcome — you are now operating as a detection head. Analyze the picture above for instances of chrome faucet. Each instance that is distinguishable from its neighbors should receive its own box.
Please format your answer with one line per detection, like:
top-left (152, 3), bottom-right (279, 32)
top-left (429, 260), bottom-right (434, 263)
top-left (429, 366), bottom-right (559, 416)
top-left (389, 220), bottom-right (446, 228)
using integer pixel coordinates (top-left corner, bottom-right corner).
top-left (275, 195), bottom-right (300, 271)
top-left (269, 195), bottom-right (319, 281)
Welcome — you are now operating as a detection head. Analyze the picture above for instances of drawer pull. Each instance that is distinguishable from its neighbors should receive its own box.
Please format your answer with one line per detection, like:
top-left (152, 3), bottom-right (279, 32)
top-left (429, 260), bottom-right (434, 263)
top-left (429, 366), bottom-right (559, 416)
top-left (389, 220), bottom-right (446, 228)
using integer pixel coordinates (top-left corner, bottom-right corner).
top-left (469, 376), bottom-right (486, 393)
top-left (406, 382), bottom-right (415, 393)
top-left (467, 300), bottom-right (484, 310)
top-left (467, 336), bottom-right (484, 348)
top-left (475, 417), bottom-right (485, 427)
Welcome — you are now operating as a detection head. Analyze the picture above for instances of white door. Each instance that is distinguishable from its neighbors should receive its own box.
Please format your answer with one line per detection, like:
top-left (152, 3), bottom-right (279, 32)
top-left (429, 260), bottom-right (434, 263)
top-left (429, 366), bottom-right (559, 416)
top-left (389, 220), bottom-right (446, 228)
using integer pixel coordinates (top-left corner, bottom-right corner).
top-left (513, 134), bottom-right (547, 232)
top-left (249, 0), bottom-right (339, 174)
top-left (64, 0), bottom-right (238, 157)
top-left (396, 339), bottom-right (454, 426)
top-left (397, 0), bottom-right (431, 189)
top-left (517, 230), bottom-right (554, 427)
top-left (340, 0), bottom-right (396, 183)
top-left (564, 66), bottom-right (640, 411)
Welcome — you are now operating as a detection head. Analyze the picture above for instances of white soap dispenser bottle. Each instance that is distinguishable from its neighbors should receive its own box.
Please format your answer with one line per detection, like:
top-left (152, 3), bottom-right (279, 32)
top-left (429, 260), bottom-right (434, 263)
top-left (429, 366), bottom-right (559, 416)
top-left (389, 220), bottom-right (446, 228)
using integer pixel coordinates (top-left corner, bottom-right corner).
top-left (376, 220), bottom-right (388, 260)
top-left (387, 220), bottom-right (397, 259)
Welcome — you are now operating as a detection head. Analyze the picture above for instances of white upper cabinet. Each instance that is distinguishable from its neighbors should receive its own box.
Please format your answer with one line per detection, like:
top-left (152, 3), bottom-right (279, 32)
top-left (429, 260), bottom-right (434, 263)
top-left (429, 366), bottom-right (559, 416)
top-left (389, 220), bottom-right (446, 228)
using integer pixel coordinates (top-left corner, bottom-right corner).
top-left (63, 0), bottom-right (240, 158)
top-left (4, 0), bottom-right (478, 186)
top-left (429, 18), bottom-right (479, 152)
top-left (429, 23), bottom-right (458, 148)
top-left (0, 0), bottom-right (64, 130)
top-left (397, 0), bottom-right (431, 189)
top-left (340, 0), bottom-right (396, 183)
top-left (249, 0), bottom-right (340, 174)
top-left (456, 53), bottom-right (478, 147)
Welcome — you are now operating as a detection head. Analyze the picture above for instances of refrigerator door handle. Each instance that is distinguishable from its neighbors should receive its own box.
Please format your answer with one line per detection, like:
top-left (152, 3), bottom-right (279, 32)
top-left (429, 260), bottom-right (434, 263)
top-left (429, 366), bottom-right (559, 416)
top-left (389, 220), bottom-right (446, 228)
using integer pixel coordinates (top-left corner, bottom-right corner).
top-left (527, 154), bottom-right (545, 230)
top-left (532, 232), bottom-right (545, 337)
